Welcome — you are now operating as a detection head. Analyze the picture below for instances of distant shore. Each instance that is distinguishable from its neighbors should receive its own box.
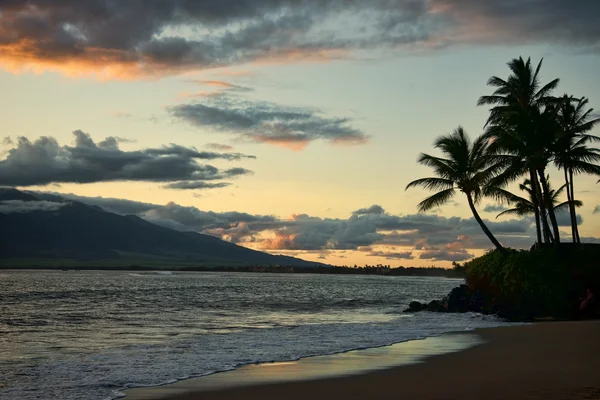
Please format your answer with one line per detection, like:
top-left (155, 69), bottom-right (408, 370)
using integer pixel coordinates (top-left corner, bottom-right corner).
top-left (0, 265), bottom-right (464, 278)
top-left (126, 321), bottom-right (600, 400)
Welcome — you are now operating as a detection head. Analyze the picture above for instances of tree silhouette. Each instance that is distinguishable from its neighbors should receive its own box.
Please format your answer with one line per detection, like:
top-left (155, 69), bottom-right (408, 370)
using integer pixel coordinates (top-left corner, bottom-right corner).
top-left (406, 127), bottom-right (505, 251)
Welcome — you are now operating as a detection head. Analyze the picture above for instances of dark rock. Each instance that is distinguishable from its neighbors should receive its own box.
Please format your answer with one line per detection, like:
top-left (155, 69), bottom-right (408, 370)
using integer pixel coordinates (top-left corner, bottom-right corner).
top-left (426, 300), bottom-right (443, 312)
top-left (442, 284), bottom-right (472, 313)
top-left (404, 301), bottom-right (425, 313)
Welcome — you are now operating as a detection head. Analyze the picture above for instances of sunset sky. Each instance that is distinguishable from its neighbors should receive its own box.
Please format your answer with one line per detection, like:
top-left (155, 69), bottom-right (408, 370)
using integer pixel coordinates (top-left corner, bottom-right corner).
top-left (1, 1), bottom-right (600, 267)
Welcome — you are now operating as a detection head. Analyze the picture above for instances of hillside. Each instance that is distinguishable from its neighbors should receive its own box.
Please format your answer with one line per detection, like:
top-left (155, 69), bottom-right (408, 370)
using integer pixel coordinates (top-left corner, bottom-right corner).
top-left (0, 189), bottom-right (323, 268)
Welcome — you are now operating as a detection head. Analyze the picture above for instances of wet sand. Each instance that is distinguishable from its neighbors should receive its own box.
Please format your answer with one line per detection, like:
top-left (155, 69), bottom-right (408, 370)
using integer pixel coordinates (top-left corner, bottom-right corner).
top-left (126, 321), bottom-right (600, 400)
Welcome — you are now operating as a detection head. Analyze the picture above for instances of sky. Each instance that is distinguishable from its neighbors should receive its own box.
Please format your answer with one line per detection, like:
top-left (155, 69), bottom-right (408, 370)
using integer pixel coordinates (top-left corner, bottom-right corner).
top-left (1, 0), bottom-right (600, 267)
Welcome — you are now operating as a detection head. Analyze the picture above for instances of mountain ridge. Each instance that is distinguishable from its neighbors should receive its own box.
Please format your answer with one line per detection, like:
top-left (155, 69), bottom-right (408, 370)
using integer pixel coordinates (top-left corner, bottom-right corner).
top-left (0, 188), bottom-right (325, 268)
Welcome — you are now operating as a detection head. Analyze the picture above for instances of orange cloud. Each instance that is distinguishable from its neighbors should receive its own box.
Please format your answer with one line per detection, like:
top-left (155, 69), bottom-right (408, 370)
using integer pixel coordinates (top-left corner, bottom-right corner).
top-left (0, 40), bottom-right (351, 81)
top-left (260, 231), bottom-right (298, 250)
top-left (251, 134), bottom-right (311, 151)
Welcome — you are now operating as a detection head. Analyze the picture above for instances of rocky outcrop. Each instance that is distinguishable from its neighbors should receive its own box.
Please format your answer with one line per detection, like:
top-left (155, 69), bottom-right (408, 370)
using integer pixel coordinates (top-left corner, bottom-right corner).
top-left (403, 283), bottom-right (589, 321)
top-left (403, 284), bottom-right (531, 320)
top-left (404, 284), bottom-right (478, 314)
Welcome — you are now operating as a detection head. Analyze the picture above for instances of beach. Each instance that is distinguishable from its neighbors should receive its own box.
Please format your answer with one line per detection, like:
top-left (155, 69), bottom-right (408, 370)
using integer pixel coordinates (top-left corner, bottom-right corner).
top-left (128, 321), bottom-right (600, 400)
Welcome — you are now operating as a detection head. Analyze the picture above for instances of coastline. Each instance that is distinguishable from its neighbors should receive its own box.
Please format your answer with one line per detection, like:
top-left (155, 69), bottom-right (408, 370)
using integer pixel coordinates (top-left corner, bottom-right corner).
top-left (123, 330), bottom-right (486, 400)
top-left (125, 321), bottom-right (600, 400)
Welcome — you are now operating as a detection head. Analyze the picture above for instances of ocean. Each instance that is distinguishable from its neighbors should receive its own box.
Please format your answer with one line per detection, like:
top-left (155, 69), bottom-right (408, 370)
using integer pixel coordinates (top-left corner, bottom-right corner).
top-left (1, 270), bottom-right (509, 400)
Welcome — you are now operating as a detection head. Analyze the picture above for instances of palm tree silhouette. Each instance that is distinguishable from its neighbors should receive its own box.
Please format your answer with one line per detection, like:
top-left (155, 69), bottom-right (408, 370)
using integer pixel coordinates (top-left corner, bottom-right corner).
top-left (490, 179), bottom-right (582, 243)
top-left (478, 56), bottom-right (561, 245)
top-left (406, 127), bottom-right (505, 251)
top-left (553, 95), bottom-right (600, 243)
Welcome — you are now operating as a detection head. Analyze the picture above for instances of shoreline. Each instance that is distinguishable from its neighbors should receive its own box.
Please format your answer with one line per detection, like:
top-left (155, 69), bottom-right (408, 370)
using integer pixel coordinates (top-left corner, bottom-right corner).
top-left (123, 330), bottom-right (486, 400)
top-left (125, 321), bottom-right (600, 400)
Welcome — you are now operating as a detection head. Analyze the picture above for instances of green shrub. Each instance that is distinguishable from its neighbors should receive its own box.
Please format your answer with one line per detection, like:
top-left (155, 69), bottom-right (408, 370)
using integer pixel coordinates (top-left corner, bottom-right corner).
top-left (465, 245), bottom-right (600, 320)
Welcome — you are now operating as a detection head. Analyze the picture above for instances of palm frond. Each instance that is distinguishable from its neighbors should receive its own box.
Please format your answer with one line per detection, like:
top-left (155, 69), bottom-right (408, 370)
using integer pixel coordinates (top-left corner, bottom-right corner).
top-left (553, 200), bottom-right (583, 214)
top-left (405, 177), bottom-right (454, 191)
top-left (496, 207), bottom-right (533, 219)
top-left (416, 188), bottom-right (456, 213)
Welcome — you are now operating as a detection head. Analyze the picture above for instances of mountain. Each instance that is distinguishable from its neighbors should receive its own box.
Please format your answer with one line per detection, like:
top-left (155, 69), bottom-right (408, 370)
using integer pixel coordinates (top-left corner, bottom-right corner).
top-left (0, 188), bottom-right (323, 268)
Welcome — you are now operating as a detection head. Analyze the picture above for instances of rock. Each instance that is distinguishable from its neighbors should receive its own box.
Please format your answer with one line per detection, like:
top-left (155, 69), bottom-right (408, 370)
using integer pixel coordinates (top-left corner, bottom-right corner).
top-left (427, 300), bottom-right (444, 312)
top-left (404, 301), bottom-right (425, 313)
top-left (443, 284), bottom-right (472, 313)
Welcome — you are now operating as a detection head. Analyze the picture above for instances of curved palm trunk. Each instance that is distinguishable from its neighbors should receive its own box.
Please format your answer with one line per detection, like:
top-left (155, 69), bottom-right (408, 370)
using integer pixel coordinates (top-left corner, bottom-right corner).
top-left (569, 168), bottom-right (581, 244)
top-left (466, 193), bottom-right (505, 252)
top-left (529, 169), bottom-right (543, 246)
top-left (563, 168), bottom-right (578, 243)
top-left (538, 170), bottom-right (561, 243)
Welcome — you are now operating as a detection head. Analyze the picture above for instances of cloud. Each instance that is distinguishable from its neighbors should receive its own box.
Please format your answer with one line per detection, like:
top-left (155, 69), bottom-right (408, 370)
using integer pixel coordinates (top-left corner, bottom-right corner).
top-left (353, 205), bottom-right (385, 216)
top-left (0, 130), bottom-right (254, 188)
top-left (367, 250), bottom-right (414, 260)
top-left (430, 0), bottom-right (600, 47)
top-left (164, 181), bottom-right (233, 190)
top-left (28, 191), bottom-right (600, 261)
top-left (483, 204), bottom-right (507, 213)
top-left (139, 201), bottom-right (280, 235)
top-left (33, 192), bottom-right (157, 215)
top-left (170, 95), bottom-right (368, 150)
top-left (555, 210), bottom-right (583, 227)
top-left (205, 143), bottom-right (234, 151)
top-left (0, 200), bottom-right (65, 214)
top-left (3, 1), bottom-right (596, 79)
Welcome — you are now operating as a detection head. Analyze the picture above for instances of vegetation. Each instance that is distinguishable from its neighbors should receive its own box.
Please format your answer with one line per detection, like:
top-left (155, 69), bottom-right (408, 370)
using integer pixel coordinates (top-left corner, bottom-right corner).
top-left (464, 246), bottom-right (600, 320)
top-left (407, 56), bottom-right (600, 320)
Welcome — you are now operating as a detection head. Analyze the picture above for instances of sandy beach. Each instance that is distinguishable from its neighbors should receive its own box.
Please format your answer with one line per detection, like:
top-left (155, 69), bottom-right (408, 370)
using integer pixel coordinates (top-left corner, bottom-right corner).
top-left (127, 321), bottom-right (600, 400)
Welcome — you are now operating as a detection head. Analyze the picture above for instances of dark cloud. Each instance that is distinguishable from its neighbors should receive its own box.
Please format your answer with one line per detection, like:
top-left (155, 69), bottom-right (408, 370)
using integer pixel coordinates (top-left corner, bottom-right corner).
top-left (555, 210), bottom-right (583, 227)
top-left (353, 205), bottom-right (385, 216)
top-left (169, 95), bottom-right (368, 149)
top-left (140, 201), bottom-right (280, 234)
top-left (483, 204), bottom-right (507, 213)
top-left (367, 250), bottom-right (414, 260)
top-left (164, 181), bottom-right (232, 190)
top-left (431, 0), bottom-right (600, 47)
top-left (0, 130), bottom-right (254, 189)
top-left (0, 199), bottom-right (65, 214)
top-left (1, 1), bottom-right (598, 78)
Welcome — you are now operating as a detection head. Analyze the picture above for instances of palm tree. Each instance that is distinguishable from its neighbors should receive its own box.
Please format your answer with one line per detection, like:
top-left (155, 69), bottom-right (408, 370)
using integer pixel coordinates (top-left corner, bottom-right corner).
top-left (553, 95), bottom-right (600, 243)
top-left (406, 127), bottom-right (505, 251)
top-left (491, 179), bottom-right (582, 243)
top-left (478, 56), bottom-right (561, 245)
